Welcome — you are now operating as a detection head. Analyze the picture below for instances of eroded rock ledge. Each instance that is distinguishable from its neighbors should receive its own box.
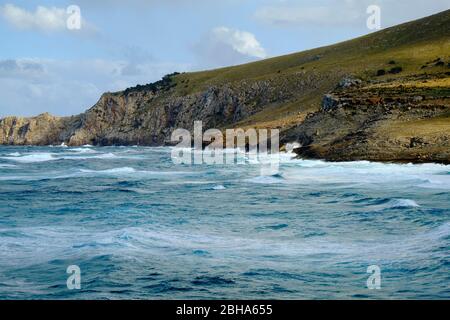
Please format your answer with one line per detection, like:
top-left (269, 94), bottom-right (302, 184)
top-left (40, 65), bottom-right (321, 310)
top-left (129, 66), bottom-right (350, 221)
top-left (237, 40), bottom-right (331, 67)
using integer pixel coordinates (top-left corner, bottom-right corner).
top-left (286, 74), bottom-right (450, 163)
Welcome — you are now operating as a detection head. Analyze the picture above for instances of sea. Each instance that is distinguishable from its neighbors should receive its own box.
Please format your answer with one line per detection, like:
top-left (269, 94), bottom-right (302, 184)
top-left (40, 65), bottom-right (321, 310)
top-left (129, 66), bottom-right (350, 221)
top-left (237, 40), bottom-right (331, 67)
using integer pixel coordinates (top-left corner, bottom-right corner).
top-left (0, 145), bottom-right (448, 299)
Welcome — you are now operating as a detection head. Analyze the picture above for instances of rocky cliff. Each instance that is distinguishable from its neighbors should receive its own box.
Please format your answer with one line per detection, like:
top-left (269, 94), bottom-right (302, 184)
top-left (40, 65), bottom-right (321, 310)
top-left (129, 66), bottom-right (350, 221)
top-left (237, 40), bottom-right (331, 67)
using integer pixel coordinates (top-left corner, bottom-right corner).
top-left (1, 10), bottom-right (449, 163)
top-left (285, 74), bottom-right (450, 163)
top-left (0, 70), bottom-right (333, 146)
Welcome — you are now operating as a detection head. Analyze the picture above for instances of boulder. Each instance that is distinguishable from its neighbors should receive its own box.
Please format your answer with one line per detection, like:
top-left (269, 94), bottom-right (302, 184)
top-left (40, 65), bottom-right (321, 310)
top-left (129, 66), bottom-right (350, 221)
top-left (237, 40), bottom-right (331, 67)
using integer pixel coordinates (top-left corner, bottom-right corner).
top-left (337, 76), bottom-right (362, 89)
top-left (321, 94), bottom-right (340, 111)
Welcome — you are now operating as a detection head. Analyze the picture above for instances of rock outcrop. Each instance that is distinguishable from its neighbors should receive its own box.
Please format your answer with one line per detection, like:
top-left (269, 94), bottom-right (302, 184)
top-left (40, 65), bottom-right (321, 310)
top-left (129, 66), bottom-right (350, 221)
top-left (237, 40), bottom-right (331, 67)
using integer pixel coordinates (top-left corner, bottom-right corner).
top-left (0, 113), bottom-right (68, 146)
top-left (0, 71), bottom-right (332, 146)
top-left (285, 73), bottom-right (450, 163)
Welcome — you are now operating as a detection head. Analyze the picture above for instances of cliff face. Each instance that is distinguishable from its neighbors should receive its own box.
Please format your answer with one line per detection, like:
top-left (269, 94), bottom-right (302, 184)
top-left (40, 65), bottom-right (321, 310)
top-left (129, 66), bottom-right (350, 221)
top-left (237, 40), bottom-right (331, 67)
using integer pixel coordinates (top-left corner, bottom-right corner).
top-left (0, 70), bottom-right (332, 146)
top-left (286, 74), bottom-right (450, 163)
top-left (1, 10), bottom-right (449, 163)
top-left (0, 113), bottom-right (68, 146)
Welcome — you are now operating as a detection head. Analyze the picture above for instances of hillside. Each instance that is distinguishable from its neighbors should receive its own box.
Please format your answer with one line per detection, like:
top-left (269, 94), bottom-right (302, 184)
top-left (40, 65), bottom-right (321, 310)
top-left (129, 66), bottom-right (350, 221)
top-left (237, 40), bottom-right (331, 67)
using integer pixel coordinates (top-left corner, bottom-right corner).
top-left (1, 9), bottom-right (449, 162)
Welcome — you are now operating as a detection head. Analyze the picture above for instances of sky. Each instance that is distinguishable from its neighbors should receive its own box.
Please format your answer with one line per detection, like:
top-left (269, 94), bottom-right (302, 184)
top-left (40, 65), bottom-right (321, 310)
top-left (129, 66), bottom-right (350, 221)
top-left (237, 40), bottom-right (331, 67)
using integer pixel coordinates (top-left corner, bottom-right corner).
top-left (0, 0), bottom-right (449, 117)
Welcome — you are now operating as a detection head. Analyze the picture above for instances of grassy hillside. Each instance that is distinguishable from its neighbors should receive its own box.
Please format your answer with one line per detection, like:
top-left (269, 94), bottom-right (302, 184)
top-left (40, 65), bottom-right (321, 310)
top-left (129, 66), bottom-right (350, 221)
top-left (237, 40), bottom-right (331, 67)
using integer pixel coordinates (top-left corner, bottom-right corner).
top-left (176, 9), bottom-right (449, 88)
top-left (169, 9), bottom-right (450, 130)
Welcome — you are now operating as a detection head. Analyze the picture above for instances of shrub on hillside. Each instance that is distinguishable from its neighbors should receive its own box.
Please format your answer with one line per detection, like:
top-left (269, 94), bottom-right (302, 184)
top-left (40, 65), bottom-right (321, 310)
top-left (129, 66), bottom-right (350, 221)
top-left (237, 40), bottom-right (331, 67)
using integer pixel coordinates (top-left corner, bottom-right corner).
top-left (123, 72), bottom-right (180, 95)
top-left (389, 66), bottom-right (403, 74)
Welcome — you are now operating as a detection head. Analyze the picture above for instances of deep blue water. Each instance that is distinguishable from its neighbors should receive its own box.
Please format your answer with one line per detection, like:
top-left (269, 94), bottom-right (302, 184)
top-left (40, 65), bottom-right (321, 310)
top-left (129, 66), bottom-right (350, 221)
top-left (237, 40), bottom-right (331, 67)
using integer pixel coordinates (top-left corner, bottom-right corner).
top-left (0, 146), bottom-right (449, 299)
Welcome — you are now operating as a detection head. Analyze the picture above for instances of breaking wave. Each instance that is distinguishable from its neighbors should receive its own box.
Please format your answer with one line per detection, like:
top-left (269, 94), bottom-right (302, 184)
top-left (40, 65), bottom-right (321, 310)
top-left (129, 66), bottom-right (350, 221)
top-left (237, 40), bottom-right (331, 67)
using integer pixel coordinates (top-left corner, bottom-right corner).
top-left (1, 153), bottom-right (56, 163)
top-left (79, 167), bottom-right (137, 174)
top-left (382, 199), bottom-right (420, 209)
top-left (245, 174), bottom-right (285, 184)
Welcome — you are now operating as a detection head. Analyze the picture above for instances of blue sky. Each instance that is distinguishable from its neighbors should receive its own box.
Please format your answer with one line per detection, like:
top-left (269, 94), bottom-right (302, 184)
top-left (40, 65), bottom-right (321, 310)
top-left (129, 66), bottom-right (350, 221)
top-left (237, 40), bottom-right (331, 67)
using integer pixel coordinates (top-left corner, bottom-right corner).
top-left (0, 0), bottom-right (449, 117)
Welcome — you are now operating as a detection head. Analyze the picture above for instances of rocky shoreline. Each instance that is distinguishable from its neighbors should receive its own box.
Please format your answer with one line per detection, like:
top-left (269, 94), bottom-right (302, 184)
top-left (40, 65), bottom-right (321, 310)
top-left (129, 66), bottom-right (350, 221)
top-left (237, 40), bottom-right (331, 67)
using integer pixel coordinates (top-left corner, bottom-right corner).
top-left (286, 74), bottom-right (450, 164)
top-left (1, 10), bottom-right (449, 164)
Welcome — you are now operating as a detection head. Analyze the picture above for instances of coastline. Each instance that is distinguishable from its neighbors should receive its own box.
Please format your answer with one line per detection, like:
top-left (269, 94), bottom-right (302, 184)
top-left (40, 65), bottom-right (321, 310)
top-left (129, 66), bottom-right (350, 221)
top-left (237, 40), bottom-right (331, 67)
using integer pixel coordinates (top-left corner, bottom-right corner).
top-left (1, 143), bottom-right (449, 166)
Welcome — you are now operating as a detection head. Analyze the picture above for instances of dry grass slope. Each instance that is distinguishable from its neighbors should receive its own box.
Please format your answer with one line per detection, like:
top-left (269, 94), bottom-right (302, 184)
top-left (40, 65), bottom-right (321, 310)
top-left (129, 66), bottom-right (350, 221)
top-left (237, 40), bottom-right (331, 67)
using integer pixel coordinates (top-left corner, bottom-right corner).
top-left (168, 10), bottom-right (450, 135)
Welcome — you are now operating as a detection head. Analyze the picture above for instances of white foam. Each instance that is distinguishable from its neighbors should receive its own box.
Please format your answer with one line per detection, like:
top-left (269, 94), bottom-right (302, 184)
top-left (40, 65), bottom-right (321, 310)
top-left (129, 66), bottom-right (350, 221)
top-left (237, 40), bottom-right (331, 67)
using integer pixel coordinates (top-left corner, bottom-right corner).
top-left (68, 148), bottom-right (96, 154)
top-left (126, 188), bottom-right (156, 195)
top-left (425, 222), bottom-right (450, 240)
top-left (417, 175), bottom-right (450, 190)
top-left (275, 159), bottom-right (450, 188)
top-left (88, 152), bottom-right (117, 159)
top-left (245, 174), bottom-right (284, 184)
top-left (61, 152), bottom-right (118, 160)
top-left (6, 152), bottom-right (21, 157)
top-left (383, 199), bottom-right (420, 209)
top-left (0, 153), bottom-right (56, 163)
top-left (78, 167), bottom-right (193, 177)
top-left (212, 185), bottom-right (226, 190)
top-left (1, 221), bottom-right (449, 269)
top-left (80, 167), bottom-right (136, 174)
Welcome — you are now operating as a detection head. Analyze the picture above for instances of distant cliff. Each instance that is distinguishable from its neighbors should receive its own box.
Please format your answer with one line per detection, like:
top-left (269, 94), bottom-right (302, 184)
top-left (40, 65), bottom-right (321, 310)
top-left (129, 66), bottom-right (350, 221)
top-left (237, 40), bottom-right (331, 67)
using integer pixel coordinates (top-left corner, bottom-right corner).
top-left (1, 10), bottom-right (449, 163)
top-left (0, 70), bottom-right (332, 146)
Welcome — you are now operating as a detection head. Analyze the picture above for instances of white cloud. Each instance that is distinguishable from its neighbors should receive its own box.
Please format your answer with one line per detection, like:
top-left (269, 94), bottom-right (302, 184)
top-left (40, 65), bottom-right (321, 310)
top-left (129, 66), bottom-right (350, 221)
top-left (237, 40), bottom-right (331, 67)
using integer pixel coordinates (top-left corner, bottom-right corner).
top-left (0, 3), bottom-right (95, 33)
top-left (193, 27), bottom-right (267, 68)
top-left (212, 27), bottom-right (267, 59)
top-left (0, 4), bottom-right (66, 31)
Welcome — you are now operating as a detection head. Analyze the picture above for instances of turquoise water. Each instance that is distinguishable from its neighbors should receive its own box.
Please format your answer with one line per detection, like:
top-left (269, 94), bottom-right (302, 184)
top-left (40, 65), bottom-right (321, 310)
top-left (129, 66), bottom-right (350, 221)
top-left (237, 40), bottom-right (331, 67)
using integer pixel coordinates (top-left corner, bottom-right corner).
top-left (0, 146), bottom-right (449, 299)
